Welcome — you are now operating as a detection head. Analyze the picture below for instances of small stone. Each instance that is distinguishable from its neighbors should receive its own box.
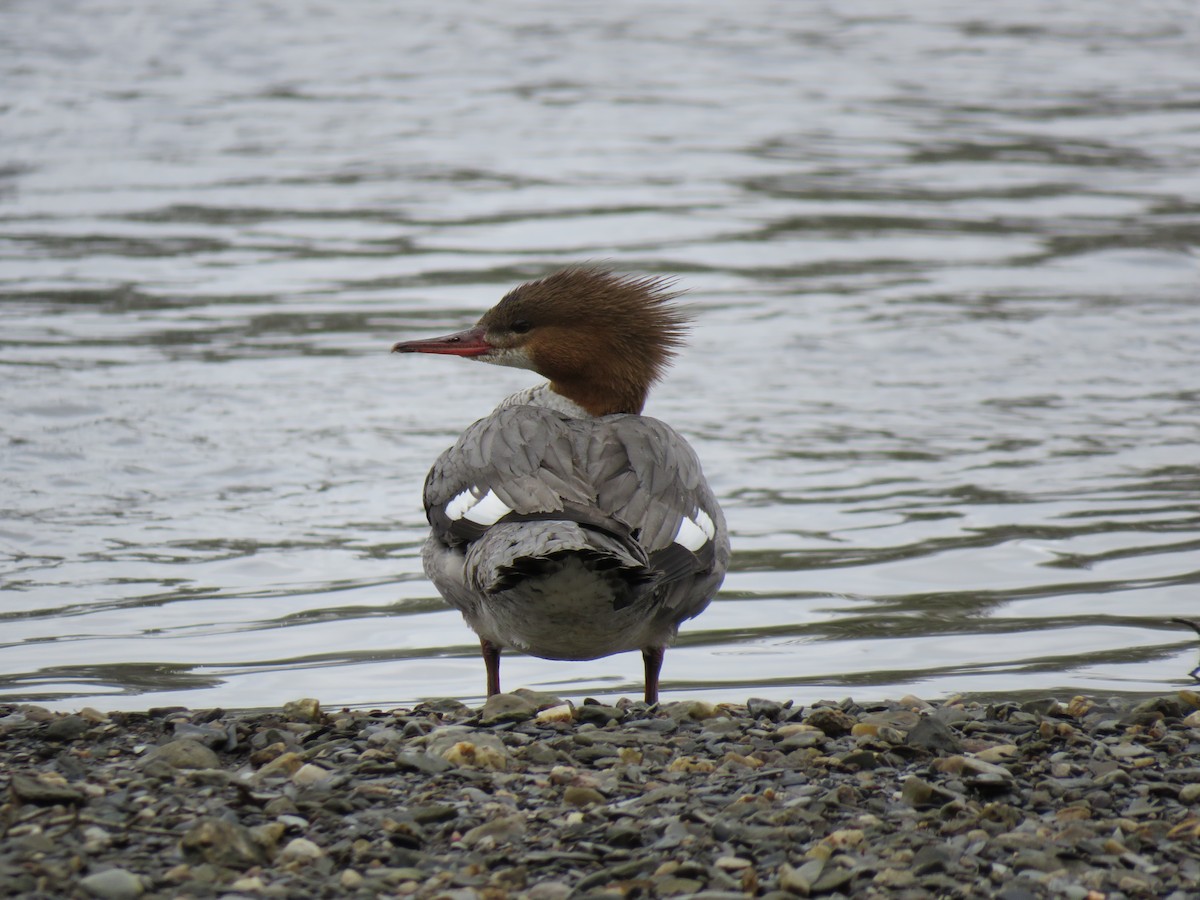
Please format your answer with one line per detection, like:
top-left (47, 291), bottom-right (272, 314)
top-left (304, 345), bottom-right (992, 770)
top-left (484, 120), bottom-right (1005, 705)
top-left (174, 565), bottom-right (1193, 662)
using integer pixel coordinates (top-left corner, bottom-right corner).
top-left (340, 869), bottom-right (364, 889)
top-left (525, 882), bottom-right (572, 900)
top-left (805, 707), bottom-right (855, 737)
top-left (912, 843), bottom-right (957, 874)
top-left (180, 817), bottom-right (266, 869)
top-left (1109, 742), bottom-right (1151, 759)
top-left (716, 856), bottom-right (752, 871)
top-left (975, 744), bottom-right (1019, 763)
top-left (258, 751), bottom-right (305, 777)
top-left (264, 796), bottom-right (299, 816)
top-left (1179, 784), bottom-right (1200, 804)
top-left (779, 858), bottom-right (824, 894)
top-left (823, 828), bottom-right (864, 849)
top-left (667, 755), bottom-right (715, 773)
top-left (10, 772), bottom-right (86, 806)
top-left (291, 763), bottom-right (331, 786)
top-left (44, 715), bottom-right (91, 742)
top-left (144, 739), bottom-right (221, 771)
top-left (779, 731), bottom-right (823, 751)
top-left (480, 692), bottom-right (538, 725)
top-left (686, 700), bottom-right (722, 720)
top-left (747, 697), bottom-right (786, 720)
top-left (563, 786), bottom-right (606, 807)
top-left (282, 698), bottom-right (321, 722)
top-left (906, 716), bottom-right (962, 754)
top-left (901, 775), bottom-right (958, 807)
top-left (442, 740), bottom-right (508, 770)
top-left (839, 750), bottom-right (880, 770)
top-left (410, 803), bottom-right (458, 824)
top-left (576, 704), bottom-right (625, 726)
top-left (79, 869), bottom-right (144, 899)
top-left (250, 822), bottom-right (286, 853)
top-left (874, 868), bottom-right (916, 887)
top-left (931, 755), bottom-right (1013, 782)
top-left (655, 876), bottom-right (704, 896)
top-left (536, 703), bottom-right (575, 724)
top-left (1066, 696), bottom-right (1095, 717)
top-left (279, 837), bottom-right (324, 864)
top-left (460, 814), bottom-right (525, 847)
top-left (395, 751), bottom-right (454, 774)
top-left (511, 688), bottom-right (567, 709)
top-left (230, 876), bottom-right (266, 892)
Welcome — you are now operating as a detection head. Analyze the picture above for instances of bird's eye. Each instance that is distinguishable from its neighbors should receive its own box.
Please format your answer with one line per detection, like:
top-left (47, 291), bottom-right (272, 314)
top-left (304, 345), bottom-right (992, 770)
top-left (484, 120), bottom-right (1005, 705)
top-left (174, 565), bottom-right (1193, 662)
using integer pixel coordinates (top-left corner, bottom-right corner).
top-left (510, 320), bottom-right (533, 334)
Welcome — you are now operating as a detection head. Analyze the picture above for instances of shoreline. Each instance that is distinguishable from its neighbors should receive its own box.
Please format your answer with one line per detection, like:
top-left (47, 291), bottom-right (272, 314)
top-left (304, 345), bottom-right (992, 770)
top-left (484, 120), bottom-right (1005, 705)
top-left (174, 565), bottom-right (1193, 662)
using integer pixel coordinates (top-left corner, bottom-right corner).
top-left (2, 691), bottom-right (1198, 899)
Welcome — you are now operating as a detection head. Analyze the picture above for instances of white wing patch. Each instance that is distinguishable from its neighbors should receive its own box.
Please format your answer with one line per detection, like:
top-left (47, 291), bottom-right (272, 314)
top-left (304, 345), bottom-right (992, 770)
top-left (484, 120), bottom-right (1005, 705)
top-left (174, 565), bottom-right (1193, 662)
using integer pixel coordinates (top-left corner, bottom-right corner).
top-left (674, 508), bottom-right (715, 551)
top-left (446, 487), bottom-right (513, 526)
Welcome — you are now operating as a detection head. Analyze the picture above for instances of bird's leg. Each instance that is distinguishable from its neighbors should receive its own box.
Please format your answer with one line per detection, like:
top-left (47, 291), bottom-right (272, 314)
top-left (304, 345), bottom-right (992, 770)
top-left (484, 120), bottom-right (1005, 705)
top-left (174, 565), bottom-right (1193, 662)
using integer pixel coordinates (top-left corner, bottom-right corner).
top-left (481, 638), bottom-right (502, 696)
top-left (642, 646), bottom-right (665, 705)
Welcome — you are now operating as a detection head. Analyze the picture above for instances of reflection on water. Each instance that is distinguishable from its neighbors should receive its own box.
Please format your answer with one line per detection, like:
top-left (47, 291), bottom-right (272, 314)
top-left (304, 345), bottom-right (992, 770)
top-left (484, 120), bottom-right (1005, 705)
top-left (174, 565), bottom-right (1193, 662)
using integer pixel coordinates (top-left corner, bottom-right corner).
top-left (2, 0), bottom-right (1199, 710)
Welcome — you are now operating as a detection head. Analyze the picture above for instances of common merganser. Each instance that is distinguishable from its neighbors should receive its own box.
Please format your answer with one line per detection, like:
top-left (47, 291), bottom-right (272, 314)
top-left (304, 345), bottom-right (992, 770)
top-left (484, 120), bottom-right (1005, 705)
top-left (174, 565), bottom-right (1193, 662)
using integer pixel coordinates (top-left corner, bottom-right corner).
top-left (392, 266), bottom-right (729, 703)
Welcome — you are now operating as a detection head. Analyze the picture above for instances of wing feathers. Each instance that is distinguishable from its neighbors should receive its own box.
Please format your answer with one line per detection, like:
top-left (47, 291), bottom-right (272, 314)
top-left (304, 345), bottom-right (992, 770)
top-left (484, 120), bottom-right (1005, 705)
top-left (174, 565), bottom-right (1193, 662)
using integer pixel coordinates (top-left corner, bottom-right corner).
top-left (424, 406), bottom-right (727, 602)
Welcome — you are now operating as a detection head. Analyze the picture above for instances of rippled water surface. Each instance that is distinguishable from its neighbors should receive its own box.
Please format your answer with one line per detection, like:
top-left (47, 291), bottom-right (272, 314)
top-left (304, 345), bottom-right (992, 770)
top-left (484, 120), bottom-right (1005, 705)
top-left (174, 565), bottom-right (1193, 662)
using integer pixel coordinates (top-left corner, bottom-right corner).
top-left (3, 0), bottom-right (1200, 711)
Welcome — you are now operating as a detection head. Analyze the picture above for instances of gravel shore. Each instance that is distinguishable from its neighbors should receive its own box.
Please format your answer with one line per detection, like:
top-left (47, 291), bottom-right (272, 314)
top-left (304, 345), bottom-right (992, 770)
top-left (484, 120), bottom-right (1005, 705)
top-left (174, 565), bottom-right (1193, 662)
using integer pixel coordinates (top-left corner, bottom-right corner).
top-left (3, 691), bottom-right (1200, 899)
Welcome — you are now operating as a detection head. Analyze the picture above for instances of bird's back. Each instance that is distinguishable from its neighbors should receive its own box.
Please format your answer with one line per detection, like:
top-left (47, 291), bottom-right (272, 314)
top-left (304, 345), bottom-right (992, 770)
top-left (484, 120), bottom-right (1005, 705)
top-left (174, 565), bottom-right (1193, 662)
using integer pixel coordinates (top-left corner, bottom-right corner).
top-left (421, 404), bottom-right (729, 659)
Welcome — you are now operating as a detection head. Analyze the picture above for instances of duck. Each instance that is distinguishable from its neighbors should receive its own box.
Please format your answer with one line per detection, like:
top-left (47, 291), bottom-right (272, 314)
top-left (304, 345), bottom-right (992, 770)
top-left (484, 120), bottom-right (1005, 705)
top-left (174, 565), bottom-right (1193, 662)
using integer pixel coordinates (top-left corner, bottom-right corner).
top-left (392, 265), bottom-right (729, 704)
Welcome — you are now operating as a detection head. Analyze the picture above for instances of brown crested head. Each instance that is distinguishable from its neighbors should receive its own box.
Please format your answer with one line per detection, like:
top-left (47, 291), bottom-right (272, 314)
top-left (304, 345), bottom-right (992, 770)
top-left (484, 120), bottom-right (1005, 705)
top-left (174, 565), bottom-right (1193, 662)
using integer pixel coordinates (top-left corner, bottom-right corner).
top-left (477, 266), bottom-right (690, 416)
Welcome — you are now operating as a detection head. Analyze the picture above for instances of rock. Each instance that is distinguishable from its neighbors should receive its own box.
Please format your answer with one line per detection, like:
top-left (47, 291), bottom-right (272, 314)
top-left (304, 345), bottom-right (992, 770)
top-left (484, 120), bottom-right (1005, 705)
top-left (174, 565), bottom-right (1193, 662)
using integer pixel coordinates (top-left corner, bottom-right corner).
top-left (442, 740), bottom-right (508, 770)
top-left (425, 727), bottom-right (510, 770)
top-left (147, 739), bottom-right (220, 770)
top-left (874, 868), bottom-right (916, 887)
top-left (480, 692), bottom-right (537, 725)
top-left (392, 751), bottom-right (451, 775)
top-left (10, 772), bottom-right (86, 806)
top-left (278, 837), bottom-right (324, 864)
top-left (258, 751), bottom-right (305, 777)
top-left (282, 698), bottom-right (321, 722)
top-left (747, 697), bottom-right (786, 721)
top-left (563, 786), bottom-right (606, 807)
top-left (805, 707), bottom-right (855, 737)
top-left (525, 882), bottom-right (572, 900)
top-left (511, 688), bottom-right (567, 709)
top-left (79, 868), bottom-right (144, 899)
top-left (460, 815), bottom-right (525, 847)
top-left (779, 858), bottom-right (824, 894)
top-left (535, 703), bottom-right (575, 724)
top-left (975, 744), bottom-right (1019, 763)
top-left (291, 763), bottom-right (331, 786)
top-left (655, 876), bottom-right (705, 896)
top-left (906, 716), bottom-right (962, 754)
top-left (180, 817), bottom-right (266, 869)
top-left (410, 803), bottom-right (458, 824)
top-left (575, 703), bottom-right (625, 726)
top-left (44, 715), bottom-right (91, 742)
top-left (901, 775), bottom-right (959, 807)
top-left (230, 875), bottom-right (266, 891)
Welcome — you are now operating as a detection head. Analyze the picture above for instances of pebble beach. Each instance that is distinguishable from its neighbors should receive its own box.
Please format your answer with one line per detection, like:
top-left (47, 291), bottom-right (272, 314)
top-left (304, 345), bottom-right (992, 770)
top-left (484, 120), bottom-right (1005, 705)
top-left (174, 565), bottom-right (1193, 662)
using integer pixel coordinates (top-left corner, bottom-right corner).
top-left (3, 691), bottom-right (1200, 899)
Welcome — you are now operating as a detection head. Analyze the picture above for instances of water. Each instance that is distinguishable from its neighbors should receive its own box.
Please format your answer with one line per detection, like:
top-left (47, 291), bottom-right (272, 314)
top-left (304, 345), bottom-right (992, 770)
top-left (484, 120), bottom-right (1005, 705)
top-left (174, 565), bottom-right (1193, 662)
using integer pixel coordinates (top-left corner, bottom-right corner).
top-left (3, 0), bottom-right (1199, 712)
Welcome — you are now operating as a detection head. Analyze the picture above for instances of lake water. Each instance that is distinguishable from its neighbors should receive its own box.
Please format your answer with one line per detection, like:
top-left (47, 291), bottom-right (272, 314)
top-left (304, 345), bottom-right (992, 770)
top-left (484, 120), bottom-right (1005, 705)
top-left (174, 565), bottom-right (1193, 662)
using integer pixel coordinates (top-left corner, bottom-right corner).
top-left (3, 0), bottom-right (1199, 712)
